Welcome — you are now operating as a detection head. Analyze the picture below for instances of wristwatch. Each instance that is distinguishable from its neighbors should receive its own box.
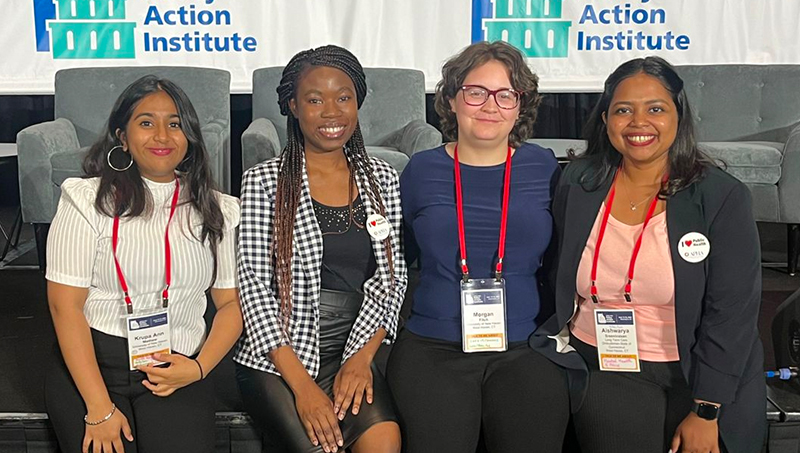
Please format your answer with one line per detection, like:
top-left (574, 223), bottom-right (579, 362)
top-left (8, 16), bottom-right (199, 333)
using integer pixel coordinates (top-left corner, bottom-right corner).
top-left (691, 401), bottom-right (720, 420)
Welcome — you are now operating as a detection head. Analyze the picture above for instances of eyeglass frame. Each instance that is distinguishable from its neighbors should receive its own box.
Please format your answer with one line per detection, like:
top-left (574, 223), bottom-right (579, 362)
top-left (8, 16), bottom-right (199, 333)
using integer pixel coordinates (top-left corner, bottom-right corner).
top-left (458, 85), bottom-right (523, 110)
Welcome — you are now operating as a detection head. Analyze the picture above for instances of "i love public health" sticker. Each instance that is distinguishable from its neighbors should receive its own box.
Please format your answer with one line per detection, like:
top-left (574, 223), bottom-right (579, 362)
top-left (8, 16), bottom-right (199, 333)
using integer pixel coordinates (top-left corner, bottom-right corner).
top-left (677, 232), bottom-right (710, 263)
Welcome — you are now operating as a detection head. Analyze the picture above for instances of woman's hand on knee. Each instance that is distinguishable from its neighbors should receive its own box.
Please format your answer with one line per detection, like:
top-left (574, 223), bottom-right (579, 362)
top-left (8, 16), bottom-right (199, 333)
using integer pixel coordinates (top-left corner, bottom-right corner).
top-left (295, 381), bottom-right (344, 453)
top-left (137, 353), bottom-right (202, 397)
top-left (82, 406), bottom-right (133, 453)
top-left (333, 352), bottom-right (373, 420)
top-left (669, 412), bottom-right (720, 453)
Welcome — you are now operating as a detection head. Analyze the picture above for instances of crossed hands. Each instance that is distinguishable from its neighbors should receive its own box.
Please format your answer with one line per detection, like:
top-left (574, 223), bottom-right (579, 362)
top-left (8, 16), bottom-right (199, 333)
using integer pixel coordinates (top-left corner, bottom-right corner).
top-left (295, 352), bottom-right (374, 452)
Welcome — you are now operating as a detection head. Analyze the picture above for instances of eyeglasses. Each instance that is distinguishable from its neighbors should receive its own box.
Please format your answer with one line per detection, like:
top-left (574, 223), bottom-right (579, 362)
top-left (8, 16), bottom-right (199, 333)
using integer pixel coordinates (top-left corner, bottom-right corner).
top-left (459, 85), bottom-right (521, 110)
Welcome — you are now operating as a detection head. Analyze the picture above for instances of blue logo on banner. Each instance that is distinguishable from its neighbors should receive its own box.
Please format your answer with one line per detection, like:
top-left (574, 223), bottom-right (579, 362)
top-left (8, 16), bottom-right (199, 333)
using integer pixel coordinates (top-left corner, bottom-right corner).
top-left (32, 0), bottom-right (56, 51)
top-left (471, 0), bottom-right (572, 58)
top-left (32, 0), bottom-right (136, 59)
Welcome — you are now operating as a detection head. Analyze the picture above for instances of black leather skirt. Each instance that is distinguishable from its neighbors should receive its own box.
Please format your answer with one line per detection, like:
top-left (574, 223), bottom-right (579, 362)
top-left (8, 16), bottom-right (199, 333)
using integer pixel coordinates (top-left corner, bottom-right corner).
top-left (236, 289), bottom-right (397, 453)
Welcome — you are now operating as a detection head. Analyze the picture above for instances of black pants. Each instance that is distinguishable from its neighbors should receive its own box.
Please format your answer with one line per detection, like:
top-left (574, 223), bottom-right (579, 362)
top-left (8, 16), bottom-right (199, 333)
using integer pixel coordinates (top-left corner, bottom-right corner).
top-left (386, 330), bottom-right (569, 453)
top-left (45, 329), bottom-right (215, 453)
top-left (571, 337), bottom-right (727, 453)
top-left (236, 290), bottom-right (397, 453)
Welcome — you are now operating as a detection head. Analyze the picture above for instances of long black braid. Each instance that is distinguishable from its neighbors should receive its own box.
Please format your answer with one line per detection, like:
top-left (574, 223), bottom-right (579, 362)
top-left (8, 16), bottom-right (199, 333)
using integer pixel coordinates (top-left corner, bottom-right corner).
top-left (274, 45), bottom-right (395, 338)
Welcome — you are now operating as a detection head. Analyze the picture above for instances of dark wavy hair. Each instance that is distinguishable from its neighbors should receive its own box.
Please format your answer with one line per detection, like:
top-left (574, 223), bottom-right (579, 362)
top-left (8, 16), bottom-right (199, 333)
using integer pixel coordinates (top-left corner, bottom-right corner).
top-left (273, 45), bottom-right (394, 337)
top-left (434, 40), bottom-right (541, 147)
top-left (577, 56), bottom-right (715, 196)
top-left (83, 75), bottom-right (225, 276)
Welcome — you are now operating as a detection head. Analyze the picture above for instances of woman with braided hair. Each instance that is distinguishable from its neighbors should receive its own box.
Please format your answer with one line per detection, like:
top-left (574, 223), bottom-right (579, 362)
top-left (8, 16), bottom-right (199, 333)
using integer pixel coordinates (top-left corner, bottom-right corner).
top-left (234, 45), bottom-right (406, 453)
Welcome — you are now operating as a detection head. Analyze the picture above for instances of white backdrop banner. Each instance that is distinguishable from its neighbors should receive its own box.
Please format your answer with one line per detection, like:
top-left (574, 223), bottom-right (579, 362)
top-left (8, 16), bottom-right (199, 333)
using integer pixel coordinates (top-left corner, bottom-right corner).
top-left (2, 0), bottom-right (799, 94)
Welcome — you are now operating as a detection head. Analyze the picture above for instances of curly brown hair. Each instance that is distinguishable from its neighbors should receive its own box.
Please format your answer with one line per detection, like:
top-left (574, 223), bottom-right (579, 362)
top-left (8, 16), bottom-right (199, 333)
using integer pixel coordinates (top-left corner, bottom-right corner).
top-left (434, 41), bottom-right (541, 148)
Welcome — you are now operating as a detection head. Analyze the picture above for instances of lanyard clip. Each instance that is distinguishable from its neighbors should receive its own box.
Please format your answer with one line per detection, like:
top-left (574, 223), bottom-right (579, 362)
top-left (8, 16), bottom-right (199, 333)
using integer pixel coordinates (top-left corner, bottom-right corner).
top-left (494, 259), bottom-right (503, 281)
top-left (590, 281), bottom-right (599, 304)
top-left (624, 280), bottom-right (632, 302)
top-left (124, 293), bottom-right (133, 314)
top-left (462, 272), bottom-right (471, 283)
top-left (161, 288), bottom-right (169, 309)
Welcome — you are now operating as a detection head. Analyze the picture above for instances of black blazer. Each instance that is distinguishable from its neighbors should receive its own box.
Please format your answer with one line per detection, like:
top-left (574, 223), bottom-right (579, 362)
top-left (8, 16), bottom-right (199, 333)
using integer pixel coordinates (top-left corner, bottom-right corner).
top-left (531, 159), bottom-right (766, 450)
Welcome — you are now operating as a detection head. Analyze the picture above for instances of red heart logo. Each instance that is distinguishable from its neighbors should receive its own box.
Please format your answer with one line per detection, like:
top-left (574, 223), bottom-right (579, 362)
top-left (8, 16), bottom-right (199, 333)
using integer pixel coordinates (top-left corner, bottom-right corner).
top-left (370, 220), bottom-right (377, 227)
top-left (685, 240), bottom-right (692, 247)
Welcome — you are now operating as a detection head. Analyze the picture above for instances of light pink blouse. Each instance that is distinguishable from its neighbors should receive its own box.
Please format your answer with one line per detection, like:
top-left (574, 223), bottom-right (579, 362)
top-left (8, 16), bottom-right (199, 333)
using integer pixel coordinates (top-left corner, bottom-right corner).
top-left (570, 203), bottom-right (680, 362)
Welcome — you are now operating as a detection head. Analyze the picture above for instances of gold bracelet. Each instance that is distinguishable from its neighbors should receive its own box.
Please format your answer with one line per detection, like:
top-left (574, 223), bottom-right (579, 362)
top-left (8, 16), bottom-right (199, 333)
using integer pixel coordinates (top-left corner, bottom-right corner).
top-left (84, 403), bottom-right (116, 426)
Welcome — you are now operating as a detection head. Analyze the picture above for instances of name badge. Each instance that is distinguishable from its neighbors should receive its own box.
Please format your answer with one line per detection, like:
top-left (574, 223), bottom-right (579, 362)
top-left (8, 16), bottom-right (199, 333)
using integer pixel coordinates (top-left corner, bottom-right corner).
top-left (461, 278), bottom-right (508, 353)
top-left (125, 309), bottom-right (172, 371)
top-left (594, 309), bottom-right (640, 372)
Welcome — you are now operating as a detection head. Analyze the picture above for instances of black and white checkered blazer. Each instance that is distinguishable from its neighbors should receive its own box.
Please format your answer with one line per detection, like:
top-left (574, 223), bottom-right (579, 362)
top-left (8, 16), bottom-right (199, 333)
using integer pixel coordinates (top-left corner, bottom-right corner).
top-left (234, 155), bottom-right (408, 377)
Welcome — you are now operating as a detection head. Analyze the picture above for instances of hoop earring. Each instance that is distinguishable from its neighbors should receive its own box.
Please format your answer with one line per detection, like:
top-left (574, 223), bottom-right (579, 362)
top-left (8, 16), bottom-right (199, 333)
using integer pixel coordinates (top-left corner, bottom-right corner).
top-left (107, 145), bottom-right (133, 172)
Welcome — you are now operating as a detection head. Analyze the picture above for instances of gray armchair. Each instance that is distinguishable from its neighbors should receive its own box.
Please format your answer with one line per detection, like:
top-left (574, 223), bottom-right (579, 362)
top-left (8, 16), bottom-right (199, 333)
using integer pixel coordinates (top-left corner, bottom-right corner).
top-left (674, 65), bottom-right (800, 273)
top-left (17, 66), bottom-right (232, 268)
top-left (242, 67), bottom-right (441, 173)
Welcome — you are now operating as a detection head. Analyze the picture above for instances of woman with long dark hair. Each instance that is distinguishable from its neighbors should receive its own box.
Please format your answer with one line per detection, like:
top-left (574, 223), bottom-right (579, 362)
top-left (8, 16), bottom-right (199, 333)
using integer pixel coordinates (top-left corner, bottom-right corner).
top-left (45, 75), bottom-right (242, 453)
top-left (533, 56), bottom-right (766, 452)
top-left (235, 45), bottom-right (406, 453)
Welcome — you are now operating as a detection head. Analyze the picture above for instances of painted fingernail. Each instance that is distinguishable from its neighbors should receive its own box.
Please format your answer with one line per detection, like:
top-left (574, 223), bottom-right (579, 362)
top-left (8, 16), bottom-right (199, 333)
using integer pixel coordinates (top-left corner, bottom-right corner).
top-left (338, 413), bottom-right (344, 420)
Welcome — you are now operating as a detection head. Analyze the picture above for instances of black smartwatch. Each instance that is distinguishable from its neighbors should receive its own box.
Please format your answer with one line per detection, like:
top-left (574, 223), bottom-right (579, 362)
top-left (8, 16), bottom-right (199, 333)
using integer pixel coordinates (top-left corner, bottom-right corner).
top-left (691, 401), bottom-right (720, 420)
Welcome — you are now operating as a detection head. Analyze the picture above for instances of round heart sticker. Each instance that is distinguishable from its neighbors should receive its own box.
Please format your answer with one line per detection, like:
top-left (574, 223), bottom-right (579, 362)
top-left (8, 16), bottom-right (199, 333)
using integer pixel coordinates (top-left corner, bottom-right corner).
top-left (366, 214), bottom-right (391, 240)
top-left (678, 232), bottom-right (710, 263)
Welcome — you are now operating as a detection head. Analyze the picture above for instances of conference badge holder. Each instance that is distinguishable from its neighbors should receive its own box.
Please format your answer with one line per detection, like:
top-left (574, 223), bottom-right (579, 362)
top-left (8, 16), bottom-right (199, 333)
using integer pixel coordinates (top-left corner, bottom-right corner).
top-left (454, 144), bottom-right (513, 354)
top-left (461, 277), bottom-right (508, 353)
top-left (594, 309), bottom-right (640, 372)
top-left (125, 306), bottom-right (172, 371)
top-left (112, 177), bottom-right (179, 371)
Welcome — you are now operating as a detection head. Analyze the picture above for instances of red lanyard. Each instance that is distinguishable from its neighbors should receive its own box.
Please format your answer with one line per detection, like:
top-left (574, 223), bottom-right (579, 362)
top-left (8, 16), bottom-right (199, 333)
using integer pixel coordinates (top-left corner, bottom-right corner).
top-left (454, 144), bottom-right (513, 281)
top-left (112, 179), bottom-right (180, 314)
top-left (590, 169), bottom-right (660, 303)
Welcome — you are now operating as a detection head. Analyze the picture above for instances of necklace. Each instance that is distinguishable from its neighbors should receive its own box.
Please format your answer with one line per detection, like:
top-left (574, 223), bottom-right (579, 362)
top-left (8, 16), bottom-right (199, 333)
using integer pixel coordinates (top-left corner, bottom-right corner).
top-left (620, 170), bottom-right (658, 211)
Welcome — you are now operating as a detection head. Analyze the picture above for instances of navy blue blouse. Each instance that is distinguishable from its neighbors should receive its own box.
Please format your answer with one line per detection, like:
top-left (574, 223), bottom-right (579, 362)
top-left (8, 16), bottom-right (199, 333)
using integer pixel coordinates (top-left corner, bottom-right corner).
top-left (400, 143), bottom-right (560, 343)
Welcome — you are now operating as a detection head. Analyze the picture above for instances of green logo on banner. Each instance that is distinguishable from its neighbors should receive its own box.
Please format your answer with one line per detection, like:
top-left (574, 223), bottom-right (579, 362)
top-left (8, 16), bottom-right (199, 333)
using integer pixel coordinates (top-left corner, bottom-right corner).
top-left (482, 0), bottom-right (572, 58)
top-left (48, 0), bottom-right (136, 59)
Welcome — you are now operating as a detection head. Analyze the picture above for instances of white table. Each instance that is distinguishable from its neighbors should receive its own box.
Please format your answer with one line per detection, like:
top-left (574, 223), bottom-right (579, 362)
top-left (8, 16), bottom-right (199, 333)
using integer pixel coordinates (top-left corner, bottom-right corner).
top-left (0, 143), bottom-right (17, 158)
top-left (527, 138), bottom-right (588, 163)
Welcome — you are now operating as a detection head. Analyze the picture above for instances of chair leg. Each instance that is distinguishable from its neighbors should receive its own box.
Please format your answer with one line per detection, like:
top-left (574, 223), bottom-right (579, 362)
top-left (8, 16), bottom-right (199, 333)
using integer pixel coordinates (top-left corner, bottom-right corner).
top-left (34, 223), bottom-right (49, 273)
top-left (789, 224), bottom-right (800, 276)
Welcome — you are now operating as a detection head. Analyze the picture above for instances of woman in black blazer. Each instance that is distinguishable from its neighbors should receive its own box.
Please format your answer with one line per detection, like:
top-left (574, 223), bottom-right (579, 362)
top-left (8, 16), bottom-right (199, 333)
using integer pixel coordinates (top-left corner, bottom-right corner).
top-left (531, 57), bottom-right (765, 452)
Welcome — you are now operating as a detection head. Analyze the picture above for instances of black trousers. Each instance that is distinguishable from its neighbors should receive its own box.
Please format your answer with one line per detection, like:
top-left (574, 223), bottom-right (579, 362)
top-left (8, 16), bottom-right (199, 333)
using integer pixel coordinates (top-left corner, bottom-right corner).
top-left (571, 337), bottom-right (727, 453)
top-left (386, 330), bottom-right (569, 453)
top-left (236, 290), bottom-right (398, 453)
top-left (45, 329), bottom-right (215, 453)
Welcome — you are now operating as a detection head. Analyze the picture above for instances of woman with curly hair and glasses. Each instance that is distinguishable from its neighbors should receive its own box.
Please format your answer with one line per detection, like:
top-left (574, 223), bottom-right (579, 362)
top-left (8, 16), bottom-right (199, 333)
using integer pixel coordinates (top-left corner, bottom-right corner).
top-left (386, 41), bottom-right (568, 453)
top-left (235, 45), bottom-right (407, 453)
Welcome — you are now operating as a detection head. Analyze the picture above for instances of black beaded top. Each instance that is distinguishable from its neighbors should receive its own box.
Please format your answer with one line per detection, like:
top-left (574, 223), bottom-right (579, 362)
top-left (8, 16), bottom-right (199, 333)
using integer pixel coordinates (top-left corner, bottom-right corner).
top-left (312, 195), bottom-right (377, 293)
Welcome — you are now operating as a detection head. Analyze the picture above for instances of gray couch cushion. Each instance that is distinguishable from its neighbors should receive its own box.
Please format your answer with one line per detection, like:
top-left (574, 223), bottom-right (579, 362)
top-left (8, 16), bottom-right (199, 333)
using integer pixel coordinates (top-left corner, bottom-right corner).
top-left (51, 147), bottom-right (89, 186)
top-left (699, 141), bottom-right (783, 184)
top-left (366, 146), bottom-right (409, 174)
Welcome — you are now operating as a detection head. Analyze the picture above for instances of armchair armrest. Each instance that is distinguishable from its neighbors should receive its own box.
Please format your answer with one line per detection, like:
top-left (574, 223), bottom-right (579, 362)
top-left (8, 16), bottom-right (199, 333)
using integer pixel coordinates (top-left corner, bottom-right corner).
top-left (201, 119), bottom-right (229, 190)
top-left (778, 122), bottom-right (800, 223)
top-left (375, 120), bottom-right (442, 158)
top-left (241, 118), bottom-right (281, 173)
top-left (17, 118), bottom-right (80, 224)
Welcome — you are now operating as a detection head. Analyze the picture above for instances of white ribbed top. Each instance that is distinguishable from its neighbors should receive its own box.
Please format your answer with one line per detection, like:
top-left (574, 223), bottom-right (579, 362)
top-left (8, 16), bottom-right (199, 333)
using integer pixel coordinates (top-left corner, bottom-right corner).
top-left (46, 177), bottom-right (239, 355)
